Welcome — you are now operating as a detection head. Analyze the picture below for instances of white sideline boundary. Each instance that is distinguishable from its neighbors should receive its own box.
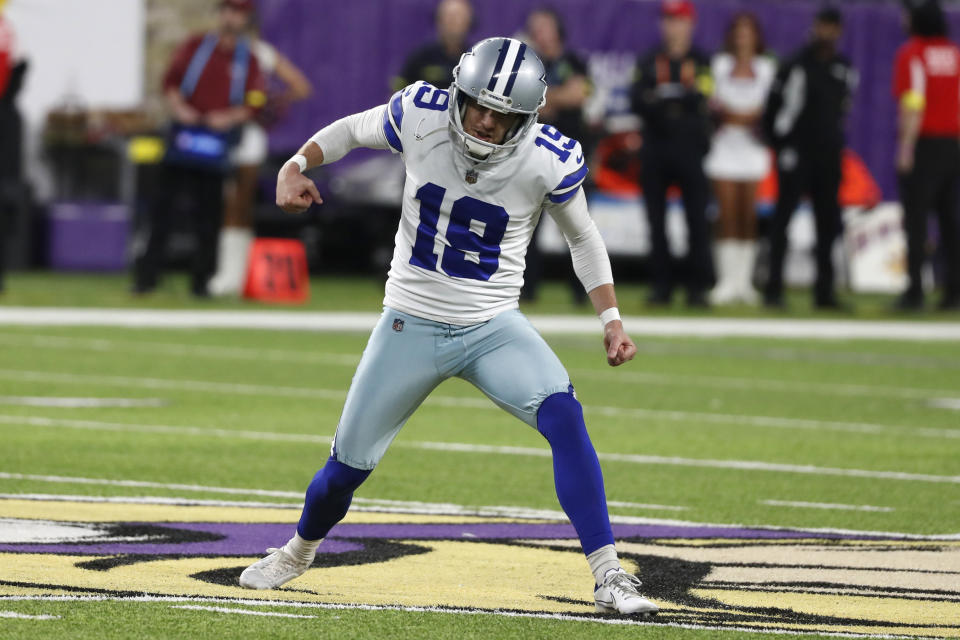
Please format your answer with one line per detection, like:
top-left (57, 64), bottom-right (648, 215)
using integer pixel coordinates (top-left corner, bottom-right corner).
top-left (1, 307), bottom-right (959, 341)
top-left (0, 595), bottom-right (946, 640)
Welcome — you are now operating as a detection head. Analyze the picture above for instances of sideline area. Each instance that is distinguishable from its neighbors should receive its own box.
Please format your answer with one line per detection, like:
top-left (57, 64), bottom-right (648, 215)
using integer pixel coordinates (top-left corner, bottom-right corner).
top-left (0, 306), bottom-right (958, 340)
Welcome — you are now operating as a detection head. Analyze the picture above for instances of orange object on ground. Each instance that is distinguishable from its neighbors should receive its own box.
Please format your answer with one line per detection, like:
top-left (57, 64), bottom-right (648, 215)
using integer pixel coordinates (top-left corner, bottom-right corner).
top-left (751, 149), bottom-right (881, 209)
top-left (242, 238), bottom-right (310, 304)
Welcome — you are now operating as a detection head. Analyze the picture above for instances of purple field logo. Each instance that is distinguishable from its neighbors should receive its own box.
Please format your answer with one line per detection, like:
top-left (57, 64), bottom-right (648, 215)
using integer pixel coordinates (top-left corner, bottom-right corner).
top-left (0, 499), bottom-right (957, 637)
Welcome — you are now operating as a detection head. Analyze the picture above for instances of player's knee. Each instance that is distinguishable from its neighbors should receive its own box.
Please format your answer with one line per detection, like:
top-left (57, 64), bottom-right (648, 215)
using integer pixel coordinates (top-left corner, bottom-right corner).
top-left (536, 391), bottom-right (588, 445)
top-left (309, 455), bottom-right (371, 497)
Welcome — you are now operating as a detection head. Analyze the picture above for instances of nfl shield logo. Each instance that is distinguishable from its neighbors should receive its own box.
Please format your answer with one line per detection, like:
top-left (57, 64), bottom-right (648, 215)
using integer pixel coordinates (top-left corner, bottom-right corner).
top-left (392, 318), bottom-right (405, 332)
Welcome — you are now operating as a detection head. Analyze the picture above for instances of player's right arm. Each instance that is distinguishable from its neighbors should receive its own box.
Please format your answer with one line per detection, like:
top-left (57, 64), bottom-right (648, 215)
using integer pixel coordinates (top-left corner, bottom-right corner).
top-left (276, 101), bottom-right (396, 214)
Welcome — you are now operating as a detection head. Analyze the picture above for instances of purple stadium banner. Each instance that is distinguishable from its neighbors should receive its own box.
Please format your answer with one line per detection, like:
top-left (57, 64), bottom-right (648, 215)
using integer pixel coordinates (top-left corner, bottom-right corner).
top-left (256, 0), bottom-right (960, 200)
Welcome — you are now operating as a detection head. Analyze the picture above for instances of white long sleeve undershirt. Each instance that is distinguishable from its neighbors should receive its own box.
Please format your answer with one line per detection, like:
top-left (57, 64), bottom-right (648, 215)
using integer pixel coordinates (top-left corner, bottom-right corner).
top-left (308, 105), bottom-right (390, 164)
top-left (545, 189), bottom-right (614, 294)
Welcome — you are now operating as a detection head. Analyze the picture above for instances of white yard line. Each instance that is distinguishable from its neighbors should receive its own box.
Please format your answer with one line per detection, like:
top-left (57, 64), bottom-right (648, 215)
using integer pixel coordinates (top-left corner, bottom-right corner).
top-left (3, 370), bottom-right (959, 441)
top-left (1, 490), bottom-right (957, 540)
top-left (4, 332), bottom-right (955, 402)
top-left (760, 500), bottom-right (896, 513)
top-left (0, 369), bottom-right (346, 401)
top-left (1, 307), bottom-right (959, 341)
top-left (0, 610), bottom-right (60, 620)
top-left (0, 396), bottom-right (167, 408)
top-left (170, 605), bottom-right (316, 619)
top-left (0, 334), bottom-right (360, 367)
top-left (0, 415), bottom-right (333, 445)
top-left (0, 493), bottom-right (303, 509)
top-left (2, 415), bottom-right (959, 484)
top-left (0, 594), bottom-right (946, 639)
top-left (606, 501), bottom-right (689, 512)
top-left (569, 368), bottom-right (958, 402)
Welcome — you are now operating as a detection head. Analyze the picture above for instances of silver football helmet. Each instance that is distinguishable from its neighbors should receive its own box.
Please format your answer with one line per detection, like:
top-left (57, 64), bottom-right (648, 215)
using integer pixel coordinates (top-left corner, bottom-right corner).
top-left (449, 37), bottom-right (547, 163)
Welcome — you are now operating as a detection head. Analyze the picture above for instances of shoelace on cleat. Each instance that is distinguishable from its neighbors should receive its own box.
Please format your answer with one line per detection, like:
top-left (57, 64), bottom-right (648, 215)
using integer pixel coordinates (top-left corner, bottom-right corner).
top-left (604, 571), bottom-right (644, 599)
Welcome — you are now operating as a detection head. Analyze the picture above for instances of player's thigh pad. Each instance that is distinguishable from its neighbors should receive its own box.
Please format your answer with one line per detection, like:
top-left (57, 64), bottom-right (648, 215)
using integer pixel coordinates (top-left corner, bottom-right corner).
top-left (333, 309), bottom-right (445, 470)
top-left (459, 310), bottom-right (571, 427)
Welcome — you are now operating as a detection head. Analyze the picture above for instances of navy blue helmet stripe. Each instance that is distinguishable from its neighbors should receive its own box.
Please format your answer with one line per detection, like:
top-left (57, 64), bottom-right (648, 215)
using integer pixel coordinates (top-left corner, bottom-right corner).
top-left (502, 43), bottom-right (527, 97)
top-left (486, 42), bottom-right (511, 91)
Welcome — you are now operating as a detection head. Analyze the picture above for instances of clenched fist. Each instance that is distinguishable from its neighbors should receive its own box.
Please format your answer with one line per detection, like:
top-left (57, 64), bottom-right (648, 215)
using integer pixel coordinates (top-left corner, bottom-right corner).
top-left (603, 320), bottom-right (637, 367)
top-left (276, 163), bottom-right (323, 214)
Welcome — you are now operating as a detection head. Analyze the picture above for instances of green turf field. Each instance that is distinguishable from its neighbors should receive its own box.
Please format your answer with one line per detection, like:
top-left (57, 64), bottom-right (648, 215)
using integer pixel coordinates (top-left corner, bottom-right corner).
top-left (1, 273), bottom-right (958, 639)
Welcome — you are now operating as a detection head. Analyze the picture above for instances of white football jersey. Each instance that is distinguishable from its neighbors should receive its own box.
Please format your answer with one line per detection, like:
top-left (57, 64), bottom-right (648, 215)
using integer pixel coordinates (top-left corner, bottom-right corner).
top-left (380, 82), bottom-right (588, 325)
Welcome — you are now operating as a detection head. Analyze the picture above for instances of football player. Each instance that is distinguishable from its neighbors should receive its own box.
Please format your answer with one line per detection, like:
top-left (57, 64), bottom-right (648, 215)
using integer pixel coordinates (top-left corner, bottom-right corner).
top-left (240, 37), bottom-right (657, 616)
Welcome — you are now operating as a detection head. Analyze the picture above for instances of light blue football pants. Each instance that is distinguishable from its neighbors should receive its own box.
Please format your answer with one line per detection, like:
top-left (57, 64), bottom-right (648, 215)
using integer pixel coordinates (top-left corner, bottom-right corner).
top-left (331, 307), bottom-right (572, 470)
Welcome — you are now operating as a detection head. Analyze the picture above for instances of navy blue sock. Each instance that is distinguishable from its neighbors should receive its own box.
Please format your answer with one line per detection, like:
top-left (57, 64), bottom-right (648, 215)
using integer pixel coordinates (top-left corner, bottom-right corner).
top-left (297, 455), bottom-right (371, 541)
top-left (537, 390), bottom-right (615, 555)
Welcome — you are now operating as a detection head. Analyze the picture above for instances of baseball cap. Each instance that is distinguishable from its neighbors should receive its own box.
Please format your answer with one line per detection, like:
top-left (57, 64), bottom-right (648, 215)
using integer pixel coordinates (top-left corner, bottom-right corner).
top-left (661, 0), bottom-right (696, 19)
top-left (221, 0), bottom-right (254, 12)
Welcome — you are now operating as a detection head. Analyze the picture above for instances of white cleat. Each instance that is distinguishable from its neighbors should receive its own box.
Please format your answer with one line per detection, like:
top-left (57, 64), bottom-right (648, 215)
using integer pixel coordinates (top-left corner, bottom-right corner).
top-left (239, 547), bottom-right (312, 590)
top-left (594, 569), bottom-right (659, 616)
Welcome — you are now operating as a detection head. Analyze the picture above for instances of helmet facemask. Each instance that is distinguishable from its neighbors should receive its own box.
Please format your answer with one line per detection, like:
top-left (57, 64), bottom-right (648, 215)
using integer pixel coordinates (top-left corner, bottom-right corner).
top-left (448, 87), bottom-right (537, 163)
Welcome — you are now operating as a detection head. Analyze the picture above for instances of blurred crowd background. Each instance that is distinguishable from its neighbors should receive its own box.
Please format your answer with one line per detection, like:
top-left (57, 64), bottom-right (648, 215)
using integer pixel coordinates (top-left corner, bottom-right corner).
top-left (1, 0), bottom-right (959, 312)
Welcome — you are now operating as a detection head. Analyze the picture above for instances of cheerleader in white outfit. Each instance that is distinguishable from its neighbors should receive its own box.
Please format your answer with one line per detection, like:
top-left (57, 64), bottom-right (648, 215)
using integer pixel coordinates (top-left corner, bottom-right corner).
top-left (704, 13), bottom-right (775, 305)
top-left (209, 30), bottom-right (313, 297)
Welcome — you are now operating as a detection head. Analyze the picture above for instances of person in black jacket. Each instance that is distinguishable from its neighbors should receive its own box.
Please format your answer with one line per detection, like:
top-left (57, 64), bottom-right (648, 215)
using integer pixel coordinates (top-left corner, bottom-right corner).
top-left (762, 7), bottom-right (858, 309)
top-left (391, 0), bottom-right (473, 92)
top-left (630, 0), bottom-right (714, 307)
top-left (521, 6), bottom-right (591, 304)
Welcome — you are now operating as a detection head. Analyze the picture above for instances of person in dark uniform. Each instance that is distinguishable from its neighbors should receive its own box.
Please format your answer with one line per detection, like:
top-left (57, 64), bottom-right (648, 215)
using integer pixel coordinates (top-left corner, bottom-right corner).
top-left (892, 0), bottom-right (960, 311)
top-left (0, 2), bottom-right (25, 294)
top-left (762, 7), bottom-right (857, 310)
top-left (391, 0), bottom-right (473, 92)
top-left (132, 0), bottom-right (265, 297)
top-left (522, 6), bottom-right (590, 304)
top-left (630, 0), bottom-right (714, 307)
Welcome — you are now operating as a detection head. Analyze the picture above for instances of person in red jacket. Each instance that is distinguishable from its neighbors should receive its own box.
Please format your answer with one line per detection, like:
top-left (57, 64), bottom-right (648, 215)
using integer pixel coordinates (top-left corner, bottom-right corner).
top-left (893, 0), bottom-right (960, 311)
top-left (132, 0), bottom-right (265, 297)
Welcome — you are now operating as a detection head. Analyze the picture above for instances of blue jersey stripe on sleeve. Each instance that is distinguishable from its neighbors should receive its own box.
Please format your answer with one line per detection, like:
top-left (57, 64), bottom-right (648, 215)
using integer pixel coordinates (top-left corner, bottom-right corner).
top-left (389, 91), bottom-right (404, 130)
top-left (548, 186), bottom-right (583, 204)
top-left (553, 163), bottom-right (588, 192)
top-left (383, 106), bottom-right (403, 153)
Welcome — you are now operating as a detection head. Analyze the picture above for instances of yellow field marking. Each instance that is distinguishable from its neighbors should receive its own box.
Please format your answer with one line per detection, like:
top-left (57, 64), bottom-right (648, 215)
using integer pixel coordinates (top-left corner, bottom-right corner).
top-left (0, 499), bottom-right (520, 525)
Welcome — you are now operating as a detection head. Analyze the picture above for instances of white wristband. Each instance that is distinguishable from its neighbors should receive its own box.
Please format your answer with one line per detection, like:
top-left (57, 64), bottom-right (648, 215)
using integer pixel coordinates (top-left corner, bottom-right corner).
top-left (599, 307), bottom-right (621, 329)
top-left (287, 154), bottom-right (308, 173)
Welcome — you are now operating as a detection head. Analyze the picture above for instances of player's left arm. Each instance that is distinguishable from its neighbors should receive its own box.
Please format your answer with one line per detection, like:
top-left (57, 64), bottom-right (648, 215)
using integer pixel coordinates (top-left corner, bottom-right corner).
top-left (545, 189), bottom-right (637, 367)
